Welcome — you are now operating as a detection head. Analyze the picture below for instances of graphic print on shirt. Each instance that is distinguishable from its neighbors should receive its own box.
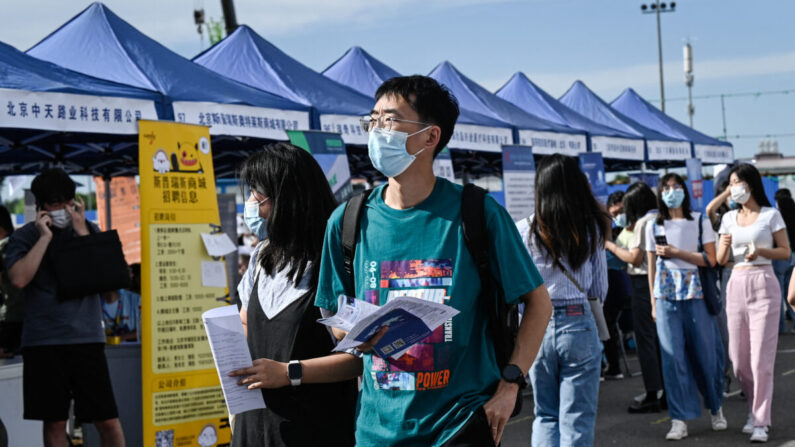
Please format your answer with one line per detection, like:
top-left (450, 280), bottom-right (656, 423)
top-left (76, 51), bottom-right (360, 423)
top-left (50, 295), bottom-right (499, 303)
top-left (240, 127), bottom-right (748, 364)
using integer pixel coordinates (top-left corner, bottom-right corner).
top-left (368, 259), bottom-right (454, 391)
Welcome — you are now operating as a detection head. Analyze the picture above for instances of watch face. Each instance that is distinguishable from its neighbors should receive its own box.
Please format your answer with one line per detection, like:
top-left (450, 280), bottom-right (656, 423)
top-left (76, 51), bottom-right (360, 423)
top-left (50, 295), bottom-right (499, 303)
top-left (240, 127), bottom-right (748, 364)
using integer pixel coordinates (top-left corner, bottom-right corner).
top-left (502, 364), bottom-right (523, 382)
top-left (288, 361), bottom-right (302, 379)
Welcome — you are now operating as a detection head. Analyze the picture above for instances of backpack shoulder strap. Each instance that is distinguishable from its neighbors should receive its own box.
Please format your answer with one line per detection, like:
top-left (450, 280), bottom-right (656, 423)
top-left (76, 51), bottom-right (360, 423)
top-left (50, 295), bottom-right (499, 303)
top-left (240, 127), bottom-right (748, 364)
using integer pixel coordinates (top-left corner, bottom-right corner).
top-left (340, 189), bottom-right (371, 295)
top-left (461, 183), bottom-right (489, 276)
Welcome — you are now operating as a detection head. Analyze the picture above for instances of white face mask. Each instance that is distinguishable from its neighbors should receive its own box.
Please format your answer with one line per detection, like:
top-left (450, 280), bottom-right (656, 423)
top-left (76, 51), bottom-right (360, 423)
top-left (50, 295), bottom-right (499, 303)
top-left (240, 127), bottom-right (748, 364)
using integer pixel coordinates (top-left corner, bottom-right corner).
top-left (49, 208), bottom-right (72, 229)
top-left (730, 184), bottom-right (751, 205)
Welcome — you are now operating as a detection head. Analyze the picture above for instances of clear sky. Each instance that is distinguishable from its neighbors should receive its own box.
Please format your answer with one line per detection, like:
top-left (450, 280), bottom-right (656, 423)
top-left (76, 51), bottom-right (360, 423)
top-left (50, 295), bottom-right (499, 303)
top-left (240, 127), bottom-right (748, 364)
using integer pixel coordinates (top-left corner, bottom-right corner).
top-left (1, 0), bottom-right (793, 161)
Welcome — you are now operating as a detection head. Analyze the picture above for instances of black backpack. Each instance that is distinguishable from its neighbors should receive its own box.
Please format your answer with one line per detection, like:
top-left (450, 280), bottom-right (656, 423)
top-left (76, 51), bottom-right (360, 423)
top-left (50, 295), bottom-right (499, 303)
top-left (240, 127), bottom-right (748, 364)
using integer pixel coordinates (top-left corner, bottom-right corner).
top-left (340, 183), bottom-right (523, 416)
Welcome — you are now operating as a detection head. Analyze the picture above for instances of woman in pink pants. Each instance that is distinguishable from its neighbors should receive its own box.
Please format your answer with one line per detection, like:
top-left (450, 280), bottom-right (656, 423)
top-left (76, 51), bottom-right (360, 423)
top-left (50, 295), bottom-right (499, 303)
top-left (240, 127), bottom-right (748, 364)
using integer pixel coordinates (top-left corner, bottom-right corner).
top-left (717, 164), bottom-right (790, 443)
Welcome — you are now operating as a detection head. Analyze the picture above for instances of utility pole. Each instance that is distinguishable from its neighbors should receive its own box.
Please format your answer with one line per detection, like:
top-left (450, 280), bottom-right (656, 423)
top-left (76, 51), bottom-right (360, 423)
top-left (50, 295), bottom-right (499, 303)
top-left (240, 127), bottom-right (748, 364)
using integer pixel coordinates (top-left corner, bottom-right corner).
top-left (684, 42), bottom-right (694, 127)
top-left (641, 1), bottom-right (677, 114)
top-left (220, 0), bottom-right (238, 35)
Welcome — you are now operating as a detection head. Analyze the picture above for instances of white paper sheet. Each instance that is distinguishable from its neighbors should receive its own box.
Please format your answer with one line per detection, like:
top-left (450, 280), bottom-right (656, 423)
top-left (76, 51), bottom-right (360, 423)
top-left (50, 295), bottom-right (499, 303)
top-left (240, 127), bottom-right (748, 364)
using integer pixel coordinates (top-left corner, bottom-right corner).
top-left (200, 233), bottom-right (237, 257)
top-left (202, 305), bottom-right (266, 415)
top-left (318, 295), bottom-right (459, 360)
top-left (201, 260), bottom-right (227, 288)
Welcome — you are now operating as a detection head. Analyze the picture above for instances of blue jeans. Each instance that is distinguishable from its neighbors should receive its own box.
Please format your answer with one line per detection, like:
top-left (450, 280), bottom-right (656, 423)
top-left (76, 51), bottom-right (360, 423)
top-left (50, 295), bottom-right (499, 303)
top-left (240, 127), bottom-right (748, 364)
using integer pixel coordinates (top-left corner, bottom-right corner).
top-left (530, 304), bottom-right (601, 447)
top-left (773, 255), bottom-right (795, 332)
top-left (656, 298), bottom-right (725, 420)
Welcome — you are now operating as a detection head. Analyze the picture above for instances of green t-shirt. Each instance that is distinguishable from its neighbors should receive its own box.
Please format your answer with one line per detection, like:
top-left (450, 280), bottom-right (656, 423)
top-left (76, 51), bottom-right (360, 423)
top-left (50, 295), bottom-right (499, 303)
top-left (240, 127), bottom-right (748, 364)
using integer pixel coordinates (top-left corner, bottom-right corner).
top-left (316, 178), bottom-right (543, 446)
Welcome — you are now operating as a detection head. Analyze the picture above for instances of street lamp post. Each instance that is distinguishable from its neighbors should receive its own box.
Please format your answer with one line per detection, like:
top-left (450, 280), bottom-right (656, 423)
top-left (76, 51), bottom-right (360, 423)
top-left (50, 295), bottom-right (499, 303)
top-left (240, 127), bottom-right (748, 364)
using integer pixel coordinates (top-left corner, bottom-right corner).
top-left (641, 1), bottom-right (677, 114)
top-left (684, 42), bottom-right (694, 127)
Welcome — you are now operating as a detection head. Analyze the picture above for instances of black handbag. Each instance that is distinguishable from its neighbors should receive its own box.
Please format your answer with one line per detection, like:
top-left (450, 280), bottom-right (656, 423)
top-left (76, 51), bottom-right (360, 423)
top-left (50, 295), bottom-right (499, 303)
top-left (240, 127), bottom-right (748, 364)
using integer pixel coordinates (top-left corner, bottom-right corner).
top-left (52, 229), bottom-right (131, 300)
top-left (697, 214), bottom-right (721, 315)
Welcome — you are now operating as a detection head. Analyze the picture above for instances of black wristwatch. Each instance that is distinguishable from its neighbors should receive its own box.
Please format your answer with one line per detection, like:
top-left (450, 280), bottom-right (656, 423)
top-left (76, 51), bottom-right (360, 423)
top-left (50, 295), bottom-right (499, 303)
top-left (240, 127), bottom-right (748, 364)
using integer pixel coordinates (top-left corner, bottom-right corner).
top-left (501, 364), bottom-right (527, 389)
top-left (287, 360), bottom-right (302, 386)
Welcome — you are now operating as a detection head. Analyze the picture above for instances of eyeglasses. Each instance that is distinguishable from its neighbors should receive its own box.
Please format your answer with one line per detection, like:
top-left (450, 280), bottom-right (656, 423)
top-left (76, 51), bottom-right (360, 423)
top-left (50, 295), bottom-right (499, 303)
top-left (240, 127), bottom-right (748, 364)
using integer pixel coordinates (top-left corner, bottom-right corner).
top-left (661, 185), bottom-right (684, 192)
top-left (359, 116), bottom-right (431, 132)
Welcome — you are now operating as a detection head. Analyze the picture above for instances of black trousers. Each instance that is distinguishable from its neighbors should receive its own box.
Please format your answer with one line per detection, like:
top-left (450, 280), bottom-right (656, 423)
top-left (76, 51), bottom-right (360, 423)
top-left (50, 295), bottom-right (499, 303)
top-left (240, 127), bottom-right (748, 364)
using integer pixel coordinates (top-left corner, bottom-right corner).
top-left (442, 407), bottom-right (496, 447)
top-left (629, 274), bottom-right (664, 393)
top-left (604, 269), bottom-right (632, 372)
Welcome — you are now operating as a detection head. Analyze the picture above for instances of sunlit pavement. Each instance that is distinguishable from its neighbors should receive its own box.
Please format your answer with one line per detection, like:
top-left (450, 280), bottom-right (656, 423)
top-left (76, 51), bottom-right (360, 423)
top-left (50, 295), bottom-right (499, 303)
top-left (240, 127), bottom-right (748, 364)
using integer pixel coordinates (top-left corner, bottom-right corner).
top-left (502, 332), bottom-right (795, 446)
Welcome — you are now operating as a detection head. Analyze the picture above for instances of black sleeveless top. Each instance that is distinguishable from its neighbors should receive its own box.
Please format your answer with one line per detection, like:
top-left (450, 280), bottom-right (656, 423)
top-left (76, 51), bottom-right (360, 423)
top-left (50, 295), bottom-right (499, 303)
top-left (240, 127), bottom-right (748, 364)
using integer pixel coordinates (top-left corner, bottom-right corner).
top-left (231, 271), bottom-right (357, 447)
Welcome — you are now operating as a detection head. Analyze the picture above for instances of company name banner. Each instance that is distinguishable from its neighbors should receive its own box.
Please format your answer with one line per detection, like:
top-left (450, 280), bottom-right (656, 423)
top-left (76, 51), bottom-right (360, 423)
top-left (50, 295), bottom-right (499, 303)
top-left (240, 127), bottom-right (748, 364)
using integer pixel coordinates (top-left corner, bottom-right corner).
top-left (518, 130), bottom-right (586, 156)
top-left (694, 144), bottom-right (733, 164)
top-left (173, 101), bottom-right (310, 140)
top-left (647, 140), bottom-right (692, 161)
top-left (320, 114), bottom-right (368, 146)
top-left (0, 88), bottom-right (157, 134)
top-left (591, 136), bottom-right (645, 161)
top-left (448, 124), bottom-right (513, 152)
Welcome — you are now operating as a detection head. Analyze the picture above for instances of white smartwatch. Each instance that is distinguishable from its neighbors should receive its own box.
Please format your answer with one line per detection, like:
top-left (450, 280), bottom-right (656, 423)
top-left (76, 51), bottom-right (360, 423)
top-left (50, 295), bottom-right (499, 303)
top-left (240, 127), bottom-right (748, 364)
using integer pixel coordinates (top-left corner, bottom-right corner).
top-left (287, 360), bottom-right (302, 386)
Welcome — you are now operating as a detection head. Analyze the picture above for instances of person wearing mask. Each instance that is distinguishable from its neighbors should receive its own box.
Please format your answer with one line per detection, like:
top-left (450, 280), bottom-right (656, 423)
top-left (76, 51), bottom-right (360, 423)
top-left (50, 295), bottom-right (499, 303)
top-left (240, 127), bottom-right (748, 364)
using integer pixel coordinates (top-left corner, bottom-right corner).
top-left (705, 179), bottom-right (736, 391)
top-left (231, 144), bottom-right (358, 446)
top-left (773, 189), bottom-right (795, 333)
top-left (516, 153), bottom-right (608, 447)
top-left (230, 76), bottom-right (553, 447)
top-left (6, 168), bottom-right (125, 447)
top-left (646, 173), bottom-right (725, 441)
top-left (603, 191), bottom-right (632, 380)
top-left (616, 182), bottom-right (666, 413)
top-left (717, 164), bottom-right (790, 443)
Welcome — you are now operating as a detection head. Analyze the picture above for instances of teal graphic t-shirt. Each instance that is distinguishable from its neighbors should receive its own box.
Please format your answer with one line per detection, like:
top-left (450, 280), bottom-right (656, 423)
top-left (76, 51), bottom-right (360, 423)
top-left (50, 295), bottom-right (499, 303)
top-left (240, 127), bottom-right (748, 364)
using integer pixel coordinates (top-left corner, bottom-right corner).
top-left (316, 178), bottom-right (543, 446)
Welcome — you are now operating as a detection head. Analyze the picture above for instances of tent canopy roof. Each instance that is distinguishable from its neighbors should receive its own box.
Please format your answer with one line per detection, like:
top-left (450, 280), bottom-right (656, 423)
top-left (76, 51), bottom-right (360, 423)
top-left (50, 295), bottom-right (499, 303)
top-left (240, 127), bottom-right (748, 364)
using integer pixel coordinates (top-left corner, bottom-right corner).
top-left (496, 72), bottom-right (636, 139)
top-left (27, 2), bottom-right (309, 112)
top-left (322, 46), bottom-right (401, 99)
top-left (428, 61), bottom-right (581, 134)
top-left (193, 26), bottom-right (372, 116)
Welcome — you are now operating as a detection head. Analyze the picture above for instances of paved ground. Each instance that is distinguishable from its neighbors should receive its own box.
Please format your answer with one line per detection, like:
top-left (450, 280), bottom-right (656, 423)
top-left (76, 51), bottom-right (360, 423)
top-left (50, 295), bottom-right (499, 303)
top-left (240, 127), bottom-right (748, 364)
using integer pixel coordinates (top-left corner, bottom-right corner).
top-left (501, 331), bottom-right (795, 446)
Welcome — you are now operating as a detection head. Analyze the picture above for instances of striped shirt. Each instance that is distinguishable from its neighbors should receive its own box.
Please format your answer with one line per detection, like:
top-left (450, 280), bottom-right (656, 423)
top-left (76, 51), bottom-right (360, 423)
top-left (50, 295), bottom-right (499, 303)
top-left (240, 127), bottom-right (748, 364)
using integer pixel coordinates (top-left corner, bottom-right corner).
top-left (516, 216), bottom-right (608, 307)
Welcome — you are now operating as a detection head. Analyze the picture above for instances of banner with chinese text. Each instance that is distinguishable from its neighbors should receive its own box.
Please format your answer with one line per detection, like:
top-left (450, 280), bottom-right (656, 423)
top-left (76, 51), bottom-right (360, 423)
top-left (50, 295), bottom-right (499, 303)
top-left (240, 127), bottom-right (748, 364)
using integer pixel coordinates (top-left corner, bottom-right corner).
top-left (139, 120), bottom-right (231, 447)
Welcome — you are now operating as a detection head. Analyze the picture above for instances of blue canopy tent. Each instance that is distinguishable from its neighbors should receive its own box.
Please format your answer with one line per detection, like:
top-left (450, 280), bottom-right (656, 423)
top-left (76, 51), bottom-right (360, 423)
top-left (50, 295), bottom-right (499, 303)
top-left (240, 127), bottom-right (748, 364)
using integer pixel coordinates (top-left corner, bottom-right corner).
top-left (559, 80), bottom-right (694, 169)
top-left (0, 40), bottom-right (164, 176)
top-left (27, 2), bottom-right (312, 177)
top-left (428, 62), bottom-right (587, 158)
top-left (193, 26), bottom-right (373, 146)
top-left (322, 47), bottom-right (515, 180)
top-left (611, 88), bottom-right (734, 165)
top-left (496, 73), bottom-right (644, 171)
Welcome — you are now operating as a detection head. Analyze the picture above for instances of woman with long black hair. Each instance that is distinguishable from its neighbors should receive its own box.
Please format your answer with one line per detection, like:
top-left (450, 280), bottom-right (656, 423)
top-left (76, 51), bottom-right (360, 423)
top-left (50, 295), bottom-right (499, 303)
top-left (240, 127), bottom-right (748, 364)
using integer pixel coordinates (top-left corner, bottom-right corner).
top-left (718, 164), bottom-right (790, 443)
top-left (516, 154), bottom-right (608, 446)
top-left (773, 188), bottom-right (795, 333)
top-left (645, 173), bottom-right (725, 441)
top-left (233, 143), bottom-right (357, 446)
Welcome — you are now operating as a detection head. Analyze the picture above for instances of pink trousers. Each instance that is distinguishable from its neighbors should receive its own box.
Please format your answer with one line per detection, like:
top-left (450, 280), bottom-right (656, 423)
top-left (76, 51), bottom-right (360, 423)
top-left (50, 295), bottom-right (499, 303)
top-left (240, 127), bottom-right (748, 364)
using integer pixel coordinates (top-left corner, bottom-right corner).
top-left (726, 265), bottom-right (781, 427)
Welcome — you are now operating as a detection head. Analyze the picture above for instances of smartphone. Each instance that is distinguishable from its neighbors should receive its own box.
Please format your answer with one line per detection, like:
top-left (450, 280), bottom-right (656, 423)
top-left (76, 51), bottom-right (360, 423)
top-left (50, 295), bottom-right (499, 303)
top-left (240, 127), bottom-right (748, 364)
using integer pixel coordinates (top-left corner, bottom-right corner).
top-left (654, 235), bottom-right (669, 259)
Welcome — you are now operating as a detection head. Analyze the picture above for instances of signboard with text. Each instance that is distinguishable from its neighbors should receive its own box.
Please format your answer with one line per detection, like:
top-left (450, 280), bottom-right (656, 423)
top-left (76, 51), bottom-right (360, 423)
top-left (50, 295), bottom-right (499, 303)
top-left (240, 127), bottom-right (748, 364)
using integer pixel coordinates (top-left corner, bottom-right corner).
top-left (139, 120), bottom-right (231, 447)
top-left (501, 145), bottom-right (536, 222)
top-left (288, 130), bottom-right (353, 202)
top-left (687, 158), bottom-right (704, 209)
top-left (579, 152), bottom-right (608, 204)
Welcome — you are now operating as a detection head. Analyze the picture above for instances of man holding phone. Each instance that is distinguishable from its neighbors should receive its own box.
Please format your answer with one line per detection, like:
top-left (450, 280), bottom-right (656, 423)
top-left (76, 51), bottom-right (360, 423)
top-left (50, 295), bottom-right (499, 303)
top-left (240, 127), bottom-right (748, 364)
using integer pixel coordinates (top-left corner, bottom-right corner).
top-left (6, 168), bottom-right (125, 447)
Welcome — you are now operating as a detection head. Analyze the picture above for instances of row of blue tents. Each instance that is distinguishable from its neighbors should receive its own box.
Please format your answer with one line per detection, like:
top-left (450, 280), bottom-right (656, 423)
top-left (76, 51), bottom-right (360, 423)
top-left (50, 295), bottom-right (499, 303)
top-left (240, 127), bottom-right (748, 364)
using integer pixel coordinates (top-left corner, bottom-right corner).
top-left (0, 2), bottom-right (733, 179)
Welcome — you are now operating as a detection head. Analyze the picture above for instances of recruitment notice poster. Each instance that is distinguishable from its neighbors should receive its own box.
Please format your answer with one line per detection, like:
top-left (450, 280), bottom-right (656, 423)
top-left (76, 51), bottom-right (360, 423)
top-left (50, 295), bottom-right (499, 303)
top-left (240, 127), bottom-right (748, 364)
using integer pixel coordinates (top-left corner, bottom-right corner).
top-left (287, 130), bottom-right (353, 202)
top-left (501, 145), bottom-right (536, 222)
top-left (139, 120), bottom-right (231, 447)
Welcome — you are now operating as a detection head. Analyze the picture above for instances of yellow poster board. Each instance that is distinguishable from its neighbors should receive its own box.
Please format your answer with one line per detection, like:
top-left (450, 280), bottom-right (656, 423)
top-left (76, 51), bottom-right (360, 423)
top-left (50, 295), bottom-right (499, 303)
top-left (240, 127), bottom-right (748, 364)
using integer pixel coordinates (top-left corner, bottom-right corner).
top-left (139, 120), bottom-right (231, 447)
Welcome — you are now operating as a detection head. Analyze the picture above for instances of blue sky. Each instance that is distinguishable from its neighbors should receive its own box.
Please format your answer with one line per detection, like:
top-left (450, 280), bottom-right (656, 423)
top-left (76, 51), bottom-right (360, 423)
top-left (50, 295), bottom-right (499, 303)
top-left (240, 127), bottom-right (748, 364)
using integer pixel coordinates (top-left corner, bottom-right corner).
top-left (1, 0), bottom-right (793, 161)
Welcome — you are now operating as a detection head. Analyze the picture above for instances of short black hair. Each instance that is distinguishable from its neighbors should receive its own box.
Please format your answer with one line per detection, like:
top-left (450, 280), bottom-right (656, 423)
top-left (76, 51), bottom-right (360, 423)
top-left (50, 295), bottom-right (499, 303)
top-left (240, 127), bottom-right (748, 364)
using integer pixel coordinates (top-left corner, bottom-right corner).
top-left (623, 182), bottom-right (657, 225)
top-left (30, 168), bottom-right (75, 208)
top-left (375, 75), bottom-right (460, 157)
top-left (656, 173), bottom-right (693, 224)
top-left (607, 191), bottom-right (625, 208)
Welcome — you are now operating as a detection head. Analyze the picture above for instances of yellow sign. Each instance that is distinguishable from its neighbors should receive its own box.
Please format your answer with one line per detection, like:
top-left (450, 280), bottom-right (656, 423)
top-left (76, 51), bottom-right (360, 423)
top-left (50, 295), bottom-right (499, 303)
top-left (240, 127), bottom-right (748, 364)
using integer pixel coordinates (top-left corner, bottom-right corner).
top-left (139, 120), bottom-right (231, 447)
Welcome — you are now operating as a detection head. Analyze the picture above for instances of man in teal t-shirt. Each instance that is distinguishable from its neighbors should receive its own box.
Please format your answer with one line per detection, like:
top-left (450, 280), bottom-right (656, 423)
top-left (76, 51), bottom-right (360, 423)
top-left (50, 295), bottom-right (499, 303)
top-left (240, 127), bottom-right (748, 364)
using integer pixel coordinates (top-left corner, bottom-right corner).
top-left (231, 76), bottom-right (552, 446)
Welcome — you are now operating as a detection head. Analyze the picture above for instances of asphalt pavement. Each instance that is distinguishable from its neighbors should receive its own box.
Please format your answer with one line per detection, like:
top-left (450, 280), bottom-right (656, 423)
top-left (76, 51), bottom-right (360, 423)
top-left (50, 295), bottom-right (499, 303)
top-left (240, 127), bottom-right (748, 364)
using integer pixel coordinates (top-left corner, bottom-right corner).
top-left (501, 331), bottom-right (795, 446)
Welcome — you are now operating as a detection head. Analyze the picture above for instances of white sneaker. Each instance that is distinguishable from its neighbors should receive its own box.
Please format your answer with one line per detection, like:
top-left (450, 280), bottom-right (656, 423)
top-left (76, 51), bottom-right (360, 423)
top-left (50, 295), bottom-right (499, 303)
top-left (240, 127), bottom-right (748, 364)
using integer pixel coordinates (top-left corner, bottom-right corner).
top-left (750, 426), bottom-right (768, 443)
top-left (665, 419), bottom-right (688, 440)
top-left (711, 407), bottom-right (727, 431)
top-left (742, 413), bottom-right (755, 434)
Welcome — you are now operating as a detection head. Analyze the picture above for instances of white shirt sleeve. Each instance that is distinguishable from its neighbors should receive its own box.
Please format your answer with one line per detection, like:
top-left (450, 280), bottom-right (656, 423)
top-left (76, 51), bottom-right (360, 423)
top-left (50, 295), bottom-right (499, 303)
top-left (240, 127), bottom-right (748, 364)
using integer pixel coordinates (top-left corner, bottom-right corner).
top-left (718, 211), bottom-right (733, 235)
top-left (700, 214), bottom-right (716, 244)
top-left (645, 219), bottom-right (656, 252)
top-left (769, 208), bottom-right (787, 234)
